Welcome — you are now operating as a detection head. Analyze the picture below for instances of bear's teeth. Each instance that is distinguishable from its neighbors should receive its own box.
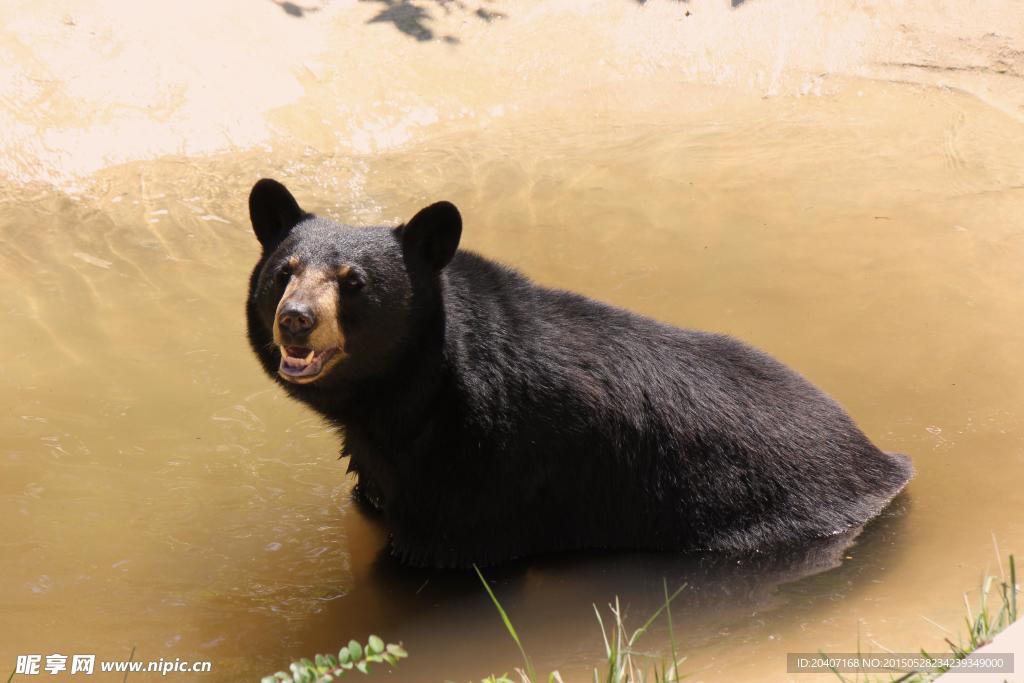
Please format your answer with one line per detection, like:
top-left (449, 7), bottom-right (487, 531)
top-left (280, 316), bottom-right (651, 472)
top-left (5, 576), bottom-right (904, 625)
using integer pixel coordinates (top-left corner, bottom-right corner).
top-left (282, 347), bottom-right (314, 367)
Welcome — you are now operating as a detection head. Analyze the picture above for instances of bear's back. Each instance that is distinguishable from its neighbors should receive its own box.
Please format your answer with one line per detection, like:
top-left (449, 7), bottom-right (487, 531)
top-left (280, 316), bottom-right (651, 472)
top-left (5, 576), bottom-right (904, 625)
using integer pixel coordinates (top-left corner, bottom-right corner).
top-left (438, 249), bottom-right (911, 553)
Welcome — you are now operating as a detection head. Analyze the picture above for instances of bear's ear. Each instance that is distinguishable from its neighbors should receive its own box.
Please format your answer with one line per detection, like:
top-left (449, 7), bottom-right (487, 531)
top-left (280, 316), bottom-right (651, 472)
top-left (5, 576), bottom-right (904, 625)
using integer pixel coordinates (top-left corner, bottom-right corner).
top-left (400, 201), bottom-right (462, 271)
top-left (249, 178), bottom-right (306, 250)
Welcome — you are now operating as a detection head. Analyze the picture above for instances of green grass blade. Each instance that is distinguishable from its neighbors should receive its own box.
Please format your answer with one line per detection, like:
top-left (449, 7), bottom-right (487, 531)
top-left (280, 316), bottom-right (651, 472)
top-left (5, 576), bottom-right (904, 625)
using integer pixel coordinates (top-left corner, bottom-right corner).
top-left (663, 579), bottom-right (679, 681)
top-left (474, 565), bottom-right (537, 682)
top-left (1011, 555), bottom-right (1018, 623)
top-left (629, 583), bottom-right (688, 648)
top-left (123, 645), bottom-right (136, 683)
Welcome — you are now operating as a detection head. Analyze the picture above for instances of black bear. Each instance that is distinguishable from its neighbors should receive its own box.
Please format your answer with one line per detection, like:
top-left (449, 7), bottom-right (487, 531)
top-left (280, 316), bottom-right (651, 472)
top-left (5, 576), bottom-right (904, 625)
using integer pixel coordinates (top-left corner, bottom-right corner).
top-left (245, 178), bottom-right (912, 568)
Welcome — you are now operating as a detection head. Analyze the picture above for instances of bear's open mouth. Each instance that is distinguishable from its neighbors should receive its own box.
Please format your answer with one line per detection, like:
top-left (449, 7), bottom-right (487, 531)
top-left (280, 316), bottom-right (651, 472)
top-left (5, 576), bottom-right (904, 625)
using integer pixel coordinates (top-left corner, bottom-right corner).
top-left (278, 345), bottom-right (338, 383)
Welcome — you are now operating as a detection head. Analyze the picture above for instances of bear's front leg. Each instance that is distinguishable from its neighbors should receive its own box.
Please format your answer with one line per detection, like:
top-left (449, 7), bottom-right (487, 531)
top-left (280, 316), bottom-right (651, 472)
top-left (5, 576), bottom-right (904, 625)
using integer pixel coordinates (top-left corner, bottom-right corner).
top-left (350, 481), bottom-right (386, 516)
top-left (388, 513), bottom-right (528, 569)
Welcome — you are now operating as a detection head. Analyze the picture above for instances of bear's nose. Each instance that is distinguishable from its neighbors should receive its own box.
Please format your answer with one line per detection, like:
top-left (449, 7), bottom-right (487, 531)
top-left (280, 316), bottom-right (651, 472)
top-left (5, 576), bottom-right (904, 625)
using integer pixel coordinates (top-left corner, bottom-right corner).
top-left (278, 302), bottom-right (316, 335)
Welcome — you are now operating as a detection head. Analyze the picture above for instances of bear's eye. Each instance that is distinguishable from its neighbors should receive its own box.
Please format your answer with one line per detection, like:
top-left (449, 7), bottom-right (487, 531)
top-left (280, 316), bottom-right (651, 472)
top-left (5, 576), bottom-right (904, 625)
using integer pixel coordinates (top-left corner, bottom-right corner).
top-left (340, 273), bottom-right (365, 293)
top-left (276, 265), bottom-right (292, 286)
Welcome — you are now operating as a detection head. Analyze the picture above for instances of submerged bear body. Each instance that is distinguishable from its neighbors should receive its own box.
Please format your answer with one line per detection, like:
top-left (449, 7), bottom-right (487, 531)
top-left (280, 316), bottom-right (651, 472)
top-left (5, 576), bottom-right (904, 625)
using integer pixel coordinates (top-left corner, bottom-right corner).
top-left (245, 179), bottom-right (912, 568)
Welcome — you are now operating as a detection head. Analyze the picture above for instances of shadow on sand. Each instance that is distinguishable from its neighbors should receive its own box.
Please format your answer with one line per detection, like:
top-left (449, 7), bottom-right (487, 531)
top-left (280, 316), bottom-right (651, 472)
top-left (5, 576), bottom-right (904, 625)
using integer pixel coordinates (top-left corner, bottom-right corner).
top-left (272, 0), bottom-right (751, 43)
top-left (358, 0), bottom-right (505, 43)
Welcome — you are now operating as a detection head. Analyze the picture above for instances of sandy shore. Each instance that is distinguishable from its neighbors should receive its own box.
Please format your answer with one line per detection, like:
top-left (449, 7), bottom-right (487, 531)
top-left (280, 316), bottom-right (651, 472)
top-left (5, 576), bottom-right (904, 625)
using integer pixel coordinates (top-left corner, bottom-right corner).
top-left (1, 0), bottom-right (1022, 188)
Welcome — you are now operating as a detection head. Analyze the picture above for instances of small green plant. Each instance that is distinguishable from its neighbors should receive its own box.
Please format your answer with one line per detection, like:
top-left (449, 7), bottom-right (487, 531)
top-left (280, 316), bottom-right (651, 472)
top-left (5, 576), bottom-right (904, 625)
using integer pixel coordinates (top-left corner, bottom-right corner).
top-left (907, 554), bottom-right (1018, 682)
top-left (829, 554), bottom-right (1018, 683)
top-left (261, 636), bottom-right (408, 683)
top-left (475, 566), bottom-right (688, 683)
top-left (954, 553), bottom-right (1018, 652)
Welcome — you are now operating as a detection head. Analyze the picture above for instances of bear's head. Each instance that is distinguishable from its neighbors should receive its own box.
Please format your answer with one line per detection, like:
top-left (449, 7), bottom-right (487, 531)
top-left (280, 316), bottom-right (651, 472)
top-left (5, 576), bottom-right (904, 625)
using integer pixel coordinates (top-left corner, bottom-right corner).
top-left (246, 178), bottom-right (461, 387)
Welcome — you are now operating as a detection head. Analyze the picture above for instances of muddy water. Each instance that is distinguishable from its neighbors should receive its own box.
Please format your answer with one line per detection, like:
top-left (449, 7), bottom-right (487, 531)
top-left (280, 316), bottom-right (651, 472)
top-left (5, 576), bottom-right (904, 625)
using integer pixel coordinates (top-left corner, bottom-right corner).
top-left (3, 1), bottom-right (1024, 682)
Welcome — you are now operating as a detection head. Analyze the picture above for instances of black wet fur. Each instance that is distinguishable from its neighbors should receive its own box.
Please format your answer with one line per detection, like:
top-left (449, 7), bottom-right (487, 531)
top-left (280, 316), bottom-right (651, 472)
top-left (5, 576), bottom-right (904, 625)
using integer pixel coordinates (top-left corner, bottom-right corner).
top-left (245, 179), bottom-right (913, 569)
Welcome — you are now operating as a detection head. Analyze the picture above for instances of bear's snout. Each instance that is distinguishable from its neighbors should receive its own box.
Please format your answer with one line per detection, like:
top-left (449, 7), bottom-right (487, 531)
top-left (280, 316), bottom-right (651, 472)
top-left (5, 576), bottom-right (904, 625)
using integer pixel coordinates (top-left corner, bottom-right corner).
top-left (278, 301), bottom-right (316, 337)
top-left (268, 265), bottom-right (347, 384)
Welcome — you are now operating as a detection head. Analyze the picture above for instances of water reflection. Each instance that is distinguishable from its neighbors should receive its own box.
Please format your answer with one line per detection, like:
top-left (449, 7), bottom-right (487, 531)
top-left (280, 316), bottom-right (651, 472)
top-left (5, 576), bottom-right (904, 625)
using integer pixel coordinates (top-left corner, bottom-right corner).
top-left (291, 497), bottom-right (909, 679)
